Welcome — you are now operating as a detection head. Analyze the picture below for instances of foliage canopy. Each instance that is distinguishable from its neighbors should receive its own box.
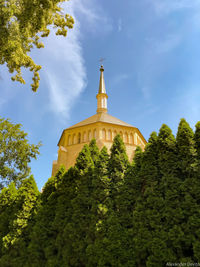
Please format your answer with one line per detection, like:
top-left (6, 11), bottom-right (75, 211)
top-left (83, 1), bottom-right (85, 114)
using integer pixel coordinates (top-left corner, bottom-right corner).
top-left (0, 117), bottom-right (41, 188)
top-left (1, 120), bottom-right (200, 266)
top-left (0, 0), bottom-right (74, 91)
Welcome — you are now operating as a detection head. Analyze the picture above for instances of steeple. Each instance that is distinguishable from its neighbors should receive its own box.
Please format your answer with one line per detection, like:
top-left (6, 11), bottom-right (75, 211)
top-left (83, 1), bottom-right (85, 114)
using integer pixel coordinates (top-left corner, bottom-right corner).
top-left (96, 65), bottom-right (108, 113)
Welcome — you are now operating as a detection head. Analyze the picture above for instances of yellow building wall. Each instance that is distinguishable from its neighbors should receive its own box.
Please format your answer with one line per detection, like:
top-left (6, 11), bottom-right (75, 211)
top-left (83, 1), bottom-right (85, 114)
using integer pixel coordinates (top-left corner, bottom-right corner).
top-left (52, 122), bottom-right (146, 176)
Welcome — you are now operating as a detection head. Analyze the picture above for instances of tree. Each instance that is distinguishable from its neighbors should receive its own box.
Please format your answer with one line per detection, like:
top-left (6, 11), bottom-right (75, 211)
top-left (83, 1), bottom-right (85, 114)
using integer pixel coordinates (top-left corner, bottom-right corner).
top-left (0, 176), bottom-right (39, 267)
top-left (94, 135), bottom-right (130, 267)
top-left (0, 117), bottom-right (41, 189)
top-left (27, 170), bottom-right (64, 267)
top-left (0, 0), bottom-right (74, 92)
top-left (194, 121), bottom-right (200, 160)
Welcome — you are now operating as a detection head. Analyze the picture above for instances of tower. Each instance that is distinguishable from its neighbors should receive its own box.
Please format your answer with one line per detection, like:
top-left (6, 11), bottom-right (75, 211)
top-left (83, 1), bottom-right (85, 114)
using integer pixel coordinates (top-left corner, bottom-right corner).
top-left (52, 66), bottom-right (146, 176)
top-left (96, 65), bottom-right (108, 113)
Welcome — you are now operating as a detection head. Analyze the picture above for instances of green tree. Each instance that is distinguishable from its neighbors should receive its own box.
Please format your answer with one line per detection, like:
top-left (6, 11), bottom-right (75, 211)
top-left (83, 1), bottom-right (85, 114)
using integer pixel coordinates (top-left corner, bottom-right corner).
top-left (62, 144), bottom-right (95, 266)
top-left (132, 121), bottom-right (200, 266)
top-left (0, 182), bottom-right (17, 257)
top-left (0, 176), bottom-right (39, 267)
top-left (176, 118), bottom-right (197, 179)
top-left (108, 134), bottom-right (129, 209)
top-left (0, 0), bottom-right (74, 91)
top-left (94, 135), bottom-right (130, 267)
top-left (0, 117), bottom-right (41, 188)
top-left (28, 167), bottom-right (66, 267)
top-left (194, 121), bottom-right (200, 160)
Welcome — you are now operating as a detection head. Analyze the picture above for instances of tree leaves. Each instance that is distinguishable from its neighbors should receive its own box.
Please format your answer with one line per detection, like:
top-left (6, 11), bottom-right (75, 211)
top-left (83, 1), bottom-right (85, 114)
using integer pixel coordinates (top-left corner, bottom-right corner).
top-left (0, 117), bottom-right (41, 189)
top-left (0, 0), bottom-right (74, 91)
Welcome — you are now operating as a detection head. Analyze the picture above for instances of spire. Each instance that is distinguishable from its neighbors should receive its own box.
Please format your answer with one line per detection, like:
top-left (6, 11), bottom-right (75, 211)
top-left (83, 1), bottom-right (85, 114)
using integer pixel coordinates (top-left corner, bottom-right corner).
top-left (98, 65), bottom-right (106, 94)
top-left (96, 65), bottom-right (108, 113)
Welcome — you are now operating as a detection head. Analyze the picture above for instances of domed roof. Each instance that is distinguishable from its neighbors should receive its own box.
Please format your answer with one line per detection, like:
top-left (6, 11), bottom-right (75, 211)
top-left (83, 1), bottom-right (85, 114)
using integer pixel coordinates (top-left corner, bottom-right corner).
top-left (67, 112), bottom-right (134, 130)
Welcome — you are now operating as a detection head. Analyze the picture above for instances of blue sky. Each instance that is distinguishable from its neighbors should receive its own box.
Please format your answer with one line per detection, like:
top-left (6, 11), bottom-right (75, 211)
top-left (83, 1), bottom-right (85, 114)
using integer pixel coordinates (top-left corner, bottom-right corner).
top-left (1, 0), bottom-right (200, 189)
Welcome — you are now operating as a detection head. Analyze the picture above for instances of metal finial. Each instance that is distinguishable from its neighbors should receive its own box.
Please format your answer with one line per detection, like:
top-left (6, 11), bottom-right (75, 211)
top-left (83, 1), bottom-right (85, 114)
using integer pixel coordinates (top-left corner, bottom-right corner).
top-left (99, 57), bottom-right (106, 64)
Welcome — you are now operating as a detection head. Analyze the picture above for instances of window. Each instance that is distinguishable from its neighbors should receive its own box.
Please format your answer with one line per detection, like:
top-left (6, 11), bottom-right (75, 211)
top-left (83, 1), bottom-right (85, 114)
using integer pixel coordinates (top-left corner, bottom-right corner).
top-left (78, 133), bottom-right (81, 144)
top-left (68, 135), bottom-right (71, 145)
top-left (130, 133), bottom-right (133, 144)
top-left (93, 129), bottom-right (97, 139)
top-left (102, 129), bottom-right (106, 140)
top-left (73, 134), bottom-right (76, 144)
top-left (124, 133), bottom-right (128, 143)
top-left (83, 132), bottom-right (86, 142)
top-left (108, 130), bottom-right (111, 141)
top-left (88, 130), bottom-right (92, 141)
top-left (113, 130), bottom-right (117, 139)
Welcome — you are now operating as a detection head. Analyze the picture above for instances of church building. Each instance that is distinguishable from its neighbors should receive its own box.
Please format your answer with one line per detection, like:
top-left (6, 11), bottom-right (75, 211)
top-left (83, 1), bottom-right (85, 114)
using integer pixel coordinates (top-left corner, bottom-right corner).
top-left (52, 65), bottom-right (147, 176)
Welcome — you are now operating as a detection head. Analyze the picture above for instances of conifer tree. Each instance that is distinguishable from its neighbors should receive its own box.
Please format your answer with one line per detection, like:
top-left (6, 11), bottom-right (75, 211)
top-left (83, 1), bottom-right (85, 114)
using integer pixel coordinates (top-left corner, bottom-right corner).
top-left (0, 176), bottom-right (39, 267)
top-left (86, 146), bottom-right (110, 266)
top-left (28, 168), bottom-right (65, 267)
top-left (108, 134), bottom-right (129, 208)
top-left (94, 135), bottom-right (130, 266)
top-left (89, 138), bottom-right (100, 164)
top-left (176, 118), bottom-right (197, 179)
top-left (60, 144), bottom-right (95, 266)
top-left (131, 131), bottom-right (161, 266)
top-left (0, 183), bottom-right (17, 258)
top-left (194, 121), bottom-right (200, 160)
top-left (52, 167), bottom-right (78, 266)
top-left (132, 121), bottom-right (200, 266)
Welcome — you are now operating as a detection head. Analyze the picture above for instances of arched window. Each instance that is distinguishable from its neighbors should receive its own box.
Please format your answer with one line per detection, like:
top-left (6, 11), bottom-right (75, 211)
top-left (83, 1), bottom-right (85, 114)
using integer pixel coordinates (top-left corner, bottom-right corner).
top-left (130, 133), bottom-right (133, 144)
top-left (101, 98), bottom-right (104, 107)
top-left (124, 132), bottom-right (128, 143)
top-left (73, 134), bottom-right (76, 144)
top-left (134, 133), bottom-right (138, 145)
top-left (88, 130), bottom-right (92, 141)
top-left (78, 133), bottom-right (81, 144)
top-left (108, 130), bottom-right (111, 141)
top-left (119, 131), bottom-right (123, 140)
top-left (93, 129), bottom-right (97, 139)
top-left (102, 129), bottom-right (106, 140)
top-left (113, 130), bottom-right (117, 139)
top-left (83, 132), bottom-right (87, 142)
top-left (68, 135), bottom-right (71, 146)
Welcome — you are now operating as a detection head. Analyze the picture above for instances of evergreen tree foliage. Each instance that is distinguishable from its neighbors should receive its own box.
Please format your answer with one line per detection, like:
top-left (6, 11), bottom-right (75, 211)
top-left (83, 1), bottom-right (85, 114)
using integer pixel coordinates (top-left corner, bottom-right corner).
top-left (60, 141), bottom-right (102, 266)
top-left (2, 120), bottom-right (200, 266)
top-left (89, 138), bottom-right (100, 164)
top-left (194, 121), bottom-right (200, 160)
top-left (27, 167), bottom-right (66, 267)
top-left (94, 135), bottom-right (130, 266)
top-left (0, 182), bottom-right (17, 257)
top-left (0, 176), bottom-right (39, 267)
top-left (176, 118), bottom-right (197, 179)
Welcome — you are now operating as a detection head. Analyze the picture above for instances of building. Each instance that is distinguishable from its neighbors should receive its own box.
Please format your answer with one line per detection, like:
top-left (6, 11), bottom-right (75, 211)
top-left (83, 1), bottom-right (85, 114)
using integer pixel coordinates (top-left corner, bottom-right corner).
top-left (52, 65), bottom-right (147, 176)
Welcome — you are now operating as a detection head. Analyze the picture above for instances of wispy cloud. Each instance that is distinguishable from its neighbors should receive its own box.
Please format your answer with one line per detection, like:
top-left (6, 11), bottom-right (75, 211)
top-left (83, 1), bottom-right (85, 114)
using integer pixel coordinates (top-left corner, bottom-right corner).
top-left (40, 0), bottom-right (111, 122)
top-left (72, 0), bottom-right (113, 34)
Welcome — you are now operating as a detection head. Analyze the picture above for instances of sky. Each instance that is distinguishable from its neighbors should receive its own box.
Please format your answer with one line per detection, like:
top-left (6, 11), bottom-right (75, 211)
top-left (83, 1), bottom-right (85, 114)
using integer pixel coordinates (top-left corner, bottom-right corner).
top-left (1, 0), bottom-right (200, 189)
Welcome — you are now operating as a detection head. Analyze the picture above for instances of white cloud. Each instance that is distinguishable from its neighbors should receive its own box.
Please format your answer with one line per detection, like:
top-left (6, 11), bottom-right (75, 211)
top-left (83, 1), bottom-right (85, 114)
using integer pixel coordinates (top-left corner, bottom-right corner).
top-left (72, 0), bottom-right (113, 34)
top-left (40, 0), bottom-right (111, 121)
